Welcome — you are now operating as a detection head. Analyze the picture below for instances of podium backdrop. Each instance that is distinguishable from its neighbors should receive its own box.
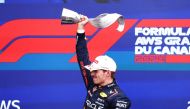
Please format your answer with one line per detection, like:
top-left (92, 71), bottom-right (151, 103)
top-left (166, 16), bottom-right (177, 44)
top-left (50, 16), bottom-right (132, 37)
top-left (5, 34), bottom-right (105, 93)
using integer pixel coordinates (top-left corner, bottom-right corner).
top-left (0, 0), bottom-right (190, 109)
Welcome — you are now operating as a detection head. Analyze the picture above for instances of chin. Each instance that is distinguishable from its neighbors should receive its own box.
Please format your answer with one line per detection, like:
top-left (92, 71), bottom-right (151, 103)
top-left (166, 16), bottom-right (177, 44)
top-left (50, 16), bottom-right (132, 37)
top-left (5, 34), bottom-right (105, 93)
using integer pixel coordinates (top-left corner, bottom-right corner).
top-left (93, 80), bottom-right (99, 84)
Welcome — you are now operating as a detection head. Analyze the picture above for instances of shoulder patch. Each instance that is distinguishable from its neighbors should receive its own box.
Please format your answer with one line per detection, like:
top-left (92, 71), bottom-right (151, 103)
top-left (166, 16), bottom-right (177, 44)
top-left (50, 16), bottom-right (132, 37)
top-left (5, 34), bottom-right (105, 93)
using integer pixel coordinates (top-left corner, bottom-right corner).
top-left (109, 89), bottom-right (119, 97)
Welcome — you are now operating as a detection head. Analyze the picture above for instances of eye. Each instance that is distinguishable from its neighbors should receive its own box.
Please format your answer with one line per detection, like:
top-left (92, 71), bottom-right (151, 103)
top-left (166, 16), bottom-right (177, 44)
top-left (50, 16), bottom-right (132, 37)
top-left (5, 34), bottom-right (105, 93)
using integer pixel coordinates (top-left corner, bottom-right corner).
top-left (92, 70), bottom-right (98, 73)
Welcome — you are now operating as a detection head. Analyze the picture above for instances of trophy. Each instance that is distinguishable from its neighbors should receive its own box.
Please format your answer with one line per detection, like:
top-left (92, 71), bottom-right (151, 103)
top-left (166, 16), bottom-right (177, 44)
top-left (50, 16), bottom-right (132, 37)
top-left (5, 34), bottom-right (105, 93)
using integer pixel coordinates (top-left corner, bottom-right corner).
top-left (61, 8), bottom-right (125, 32)
top-left (61, 8), bottom-right (81, 24)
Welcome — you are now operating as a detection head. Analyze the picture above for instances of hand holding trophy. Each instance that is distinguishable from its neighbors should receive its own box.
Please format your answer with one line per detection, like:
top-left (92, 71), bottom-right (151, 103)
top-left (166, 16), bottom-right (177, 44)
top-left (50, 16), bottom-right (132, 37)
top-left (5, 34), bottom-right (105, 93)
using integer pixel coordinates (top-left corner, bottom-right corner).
top-left (61, 8), bottom-right (125, 32)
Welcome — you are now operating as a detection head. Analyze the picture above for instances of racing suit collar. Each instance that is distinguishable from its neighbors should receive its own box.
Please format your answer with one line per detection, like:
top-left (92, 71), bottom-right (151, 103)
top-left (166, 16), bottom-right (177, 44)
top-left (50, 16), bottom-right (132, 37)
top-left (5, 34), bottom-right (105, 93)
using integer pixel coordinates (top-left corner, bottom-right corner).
top-left (97, 79), bottom-right (117, 89)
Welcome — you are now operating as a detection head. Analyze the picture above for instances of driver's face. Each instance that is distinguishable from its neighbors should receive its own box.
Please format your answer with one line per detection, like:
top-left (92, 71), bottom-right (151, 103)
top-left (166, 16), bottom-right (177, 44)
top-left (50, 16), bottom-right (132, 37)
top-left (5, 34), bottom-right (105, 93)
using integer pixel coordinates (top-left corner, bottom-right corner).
top-left (90, 70), bottom-right (108, 85)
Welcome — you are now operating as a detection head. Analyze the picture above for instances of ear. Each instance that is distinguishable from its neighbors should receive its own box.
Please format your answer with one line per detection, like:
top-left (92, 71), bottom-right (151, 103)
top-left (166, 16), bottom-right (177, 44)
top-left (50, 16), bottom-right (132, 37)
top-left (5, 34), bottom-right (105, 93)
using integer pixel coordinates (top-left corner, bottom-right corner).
top-left (106, 70), bottom-right (112, 77)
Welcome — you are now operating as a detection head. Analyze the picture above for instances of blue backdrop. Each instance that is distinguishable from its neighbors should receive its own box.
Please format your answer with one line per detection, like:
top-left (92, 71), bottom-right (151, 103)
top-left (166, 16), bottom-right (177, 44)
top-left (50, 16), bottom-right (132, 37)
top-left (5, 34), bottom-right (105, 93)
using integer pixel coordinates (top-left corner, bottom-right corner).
top-left (0, 0), bottom-right (190, 109)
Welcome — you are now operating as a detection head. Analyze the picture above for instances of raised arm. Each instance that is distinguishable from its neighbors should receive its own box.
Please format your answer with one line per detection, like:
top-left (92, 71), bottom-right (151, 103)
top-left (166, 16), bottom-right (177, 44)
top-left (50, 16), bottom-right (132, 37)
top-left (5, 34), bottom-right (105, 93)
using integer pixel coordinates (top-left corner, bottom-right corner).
top-left (76, 15), bottom-right (94, 90)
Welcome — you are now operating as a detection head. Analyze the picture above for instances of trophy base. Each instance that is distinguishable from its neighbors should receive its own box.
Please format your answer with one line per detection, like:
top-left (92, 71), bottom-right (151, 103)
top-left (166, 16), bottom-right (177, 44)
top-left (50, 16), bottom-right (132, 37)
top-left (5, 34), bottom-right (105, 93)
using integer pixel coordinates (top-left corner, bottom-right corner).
top-left (61, 17), bottom-right (78, 24)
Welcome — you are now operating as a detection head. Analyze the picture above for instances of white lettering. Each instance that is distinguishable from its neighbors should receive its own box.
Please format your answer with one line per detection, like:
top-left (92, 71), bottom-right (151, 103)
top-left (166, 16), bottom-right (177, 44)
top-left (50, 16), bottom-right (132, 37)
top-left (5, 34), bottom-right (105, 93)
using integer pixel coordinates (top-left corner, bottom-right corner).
top-left (116, 102), bottom-right (127, 108)
top-left (0, 100), bottom-right (11, 109)
top-left (181, 37), bottom-right (190, 45)
top-left (135, 46), bottom-right (152, 54)
top-left (135, 37), bottom-right (162, 45)
top-left (135, 27), bottom-right (142, 36)
top-left (86, 100), bottom-right (103, 109)
top-left (187, 101), bottom-right (190, 109)
top-left (11, 100), bottom-right (20, 109)
top-left (135, 27), bottom-right (190, 36)
top-left (154, 46), bottom-right (162, 54)
top-left (0, 100), bottom-right (20, 109)
top-left (187, 28), bottom-right (190, 36)
top-left (164, 37), bottom-right (181, 45)
top-left (152, 46), bottom-right (190, 55)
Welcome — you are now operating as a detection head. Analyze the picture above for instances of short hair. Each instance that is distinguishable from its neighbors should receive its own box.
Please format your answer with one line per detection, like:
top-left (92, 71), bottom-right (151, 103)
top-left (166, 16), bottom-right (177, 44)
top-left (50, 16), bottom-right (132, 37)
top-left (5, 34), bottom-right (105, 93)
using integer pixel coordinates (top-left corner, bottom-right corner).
top-left (111, 71), bottom-right (116, 79)
top-left (103, 70), bottom-right (115, 79)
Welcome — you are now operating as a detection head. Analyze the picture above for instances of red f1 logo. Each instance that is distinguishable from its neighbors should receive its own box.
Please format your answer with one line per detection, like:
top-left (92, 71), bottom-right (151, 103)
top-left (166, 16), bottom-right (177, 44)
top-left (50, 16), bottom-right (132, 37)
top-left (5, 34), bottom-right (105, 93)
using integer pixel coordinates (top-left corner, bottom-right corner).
top-left (0, 19), bottom-right (137, 63)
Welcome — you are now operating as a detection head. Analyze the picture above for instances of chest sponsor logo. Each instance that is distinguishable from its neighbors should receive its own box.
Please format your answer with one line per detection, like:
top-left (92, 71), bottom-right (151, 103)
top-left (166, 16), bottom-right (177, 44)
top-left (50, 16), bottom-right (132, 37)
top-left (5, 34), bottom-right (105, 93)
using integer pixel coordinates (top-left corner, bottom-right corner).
top-left (86, 100), bottom-right (104, 109)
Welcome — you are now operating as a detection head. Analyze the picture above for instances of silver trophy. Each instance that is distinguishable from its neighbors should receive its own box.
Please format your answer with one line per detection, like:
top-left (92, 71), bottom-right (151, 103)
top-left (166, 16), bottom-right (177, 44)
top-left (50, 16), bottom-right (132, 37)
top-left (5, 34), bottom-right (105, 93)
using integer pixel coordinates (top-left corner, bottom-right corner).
top-left (61, 8), bottom-right (81, 24)
top-left (61, 8), bottom-right (125, 32)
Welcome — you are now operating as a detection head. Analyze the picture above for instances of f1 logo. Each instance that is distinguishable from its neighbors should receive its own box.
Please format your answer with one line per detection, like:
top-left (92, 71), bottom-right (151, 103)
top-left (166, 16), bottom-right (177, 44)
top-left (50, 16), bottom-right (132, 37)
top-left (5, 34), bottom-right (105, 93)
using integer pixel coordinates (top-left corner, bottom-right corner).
top-left (0, 19), bottom-right (137, 63)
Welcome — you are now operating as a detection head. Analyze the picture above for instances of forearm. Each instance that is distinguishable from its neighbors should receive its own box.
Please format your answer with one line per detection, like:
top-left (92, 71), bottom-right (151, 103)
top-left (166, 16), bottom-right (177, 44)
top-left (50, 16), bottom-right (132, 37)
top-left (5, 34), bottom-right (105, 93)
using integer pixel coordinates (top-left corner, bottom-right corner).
top-left (76, 32), bottom-right (94, 90)
top-left (76, 15), bottom-right (90, 65)
top-left (77, 23), bottom-right (85, 33)
top-left (76, 32), bottom-right (90, 65)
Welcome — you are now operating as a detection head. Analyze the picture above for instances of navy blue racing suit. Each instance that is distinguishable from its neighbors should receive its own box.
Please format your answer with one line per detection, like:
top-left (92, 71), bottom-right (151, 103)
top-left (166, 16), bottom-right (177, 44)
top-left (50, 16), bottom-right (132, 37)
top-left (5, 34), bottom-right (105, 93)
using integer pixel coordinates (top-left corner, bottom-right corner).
top-left (76, 32), bottom-right (131, 109)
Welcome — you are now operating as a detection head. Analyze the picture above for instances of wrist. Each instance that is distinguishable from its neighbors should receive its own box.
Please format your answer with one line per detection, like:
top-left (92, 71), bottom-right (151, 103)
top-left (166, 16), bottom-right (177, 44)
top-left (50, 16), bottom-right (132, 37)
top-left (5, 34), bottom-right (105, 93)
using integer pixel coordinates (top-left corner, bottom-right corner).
top-left (77, 24), bottom-right (85, 33)
top-left (77, 29), bottom-right (85, 33)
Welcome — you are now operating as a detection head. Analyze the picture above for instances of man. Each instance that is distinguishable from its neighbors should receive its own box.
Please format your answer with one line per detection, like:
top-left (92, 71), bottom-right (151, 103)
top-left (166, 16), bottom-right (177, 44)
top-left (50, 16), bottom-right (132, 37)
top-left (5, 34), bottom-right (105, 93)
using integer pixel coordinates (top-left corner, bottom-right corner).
top-left (76, 15), bottom-right (131, 109)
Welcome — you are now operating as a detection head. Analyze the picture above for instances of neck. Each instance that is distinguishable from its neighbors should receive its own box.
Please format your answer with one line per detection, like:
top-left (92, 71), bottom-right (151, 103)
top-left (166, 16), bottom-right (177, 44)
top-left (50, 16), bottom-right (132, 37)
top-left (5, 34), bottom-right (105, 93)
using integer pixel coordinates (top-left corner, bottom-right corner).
top-left (99, 78), bottom-right (113, 87)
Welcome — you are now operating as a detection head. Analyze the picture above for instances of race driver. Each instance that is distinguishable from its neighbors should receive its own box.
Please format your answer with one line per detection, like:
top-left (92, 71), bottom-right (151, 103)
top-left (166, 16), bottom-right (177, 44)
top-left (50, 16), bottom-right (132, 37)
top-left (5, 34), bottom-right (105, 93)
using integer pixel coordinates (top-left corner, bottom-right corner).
top-left (76, 15), bottom-right (131, 109)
